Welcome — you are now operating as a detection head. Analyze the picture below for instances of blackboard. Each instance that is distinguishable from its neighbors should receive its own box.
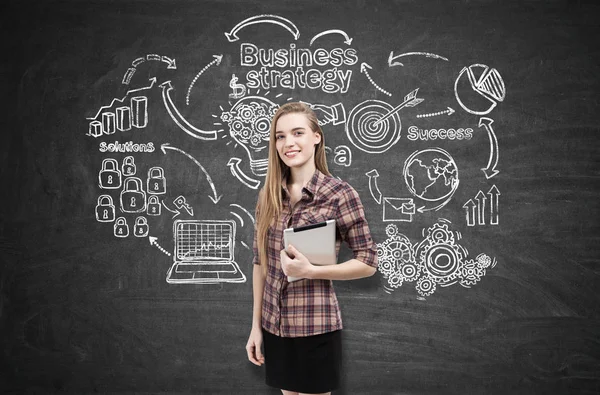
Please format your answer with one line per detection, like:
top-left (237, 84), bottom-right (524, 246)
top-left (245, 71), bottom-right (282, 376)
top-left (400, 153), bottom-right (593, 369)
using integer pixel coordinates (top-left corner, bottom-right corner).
top-left (2, 0), bottom-right (600, 394)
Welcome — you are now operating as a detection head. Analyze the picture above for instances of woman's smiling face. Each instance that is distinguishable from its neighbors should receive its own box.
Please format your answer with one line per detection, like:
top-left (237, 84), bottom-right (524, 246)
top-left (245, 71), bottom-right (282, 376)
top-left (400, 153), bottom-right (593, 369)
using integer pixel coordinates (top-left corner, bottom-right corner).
top-left (275, 112), bottom-right (322, 170)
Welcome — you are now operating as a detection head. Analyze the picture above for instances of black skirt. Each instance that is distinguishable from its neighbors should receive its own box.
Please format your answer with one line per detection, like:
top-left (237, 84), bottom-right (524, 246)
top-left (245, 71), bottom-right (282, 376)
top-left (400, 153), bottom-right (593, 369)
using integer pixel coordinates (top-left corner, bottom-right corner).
top-left (262, 328), bottom-right (342, 393)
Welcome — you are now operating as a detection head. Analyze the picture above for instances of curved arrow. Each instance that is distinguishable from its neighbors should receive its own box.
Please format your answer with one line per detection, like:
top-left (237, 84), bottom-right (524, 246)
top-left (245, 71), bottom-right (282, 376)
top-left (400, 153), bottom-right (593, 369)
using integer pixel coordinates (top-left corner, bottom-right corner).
top-left (159, 81), bottom-right (218, 140)
top-left (478, 117), bottom-right (499, 178)
top-left (122, 55), bottom-right (177, 85)
top-left (360, 63), bottom-right (392, 97)
top-left (227, 158), bottom-right (260, 190)
top-left (149, 236), bottom-right (171, 256)
top-left (230, 203), bottom-right (255, 224)
top-left (186, 55), bottom-right (223, 105)
top-left (365, 169), bottom-right (382, 204)
top-left (225, 14), bottom-right (299, 42)
top-left (161, 201), bottom-right (181, 219)
top-left (161, 143), bottom-right (222, 203)
top-left (388, 51), bottom-right (449, 67)
top-left (310, 29), bottom-right (353, 46)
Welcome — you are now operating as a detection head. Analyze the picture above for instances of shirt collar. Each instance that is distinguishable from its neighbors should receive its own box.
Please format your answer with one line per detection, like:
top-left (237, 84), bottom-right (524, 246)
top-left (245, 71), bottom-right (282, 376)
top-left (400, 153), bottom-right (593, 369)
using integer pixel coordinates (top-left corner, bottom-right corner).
top-left (281, 169), bottom-right (323, 200)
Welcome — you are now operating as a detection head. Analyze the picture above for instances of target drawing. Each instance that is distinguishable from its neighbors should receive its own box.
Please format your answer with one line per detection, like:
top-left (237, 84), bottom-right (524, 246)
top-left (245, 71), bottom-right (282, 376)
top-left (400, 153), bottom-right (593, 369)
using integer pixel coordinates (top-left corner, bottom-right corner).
top-left (346, 100), bottom-right (401, 153)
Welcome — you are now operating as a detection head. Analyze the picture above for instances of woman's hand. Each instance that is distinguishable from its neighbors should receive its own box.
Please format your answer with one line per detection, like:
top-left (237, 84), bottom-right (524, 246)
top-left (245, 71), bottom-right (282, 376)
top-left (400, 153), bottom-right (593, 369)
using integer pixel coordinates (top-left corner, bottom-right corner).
top-left (246, 327), bottom-right (264, 366)
top-left (280, 244), bottom-right (313, 279)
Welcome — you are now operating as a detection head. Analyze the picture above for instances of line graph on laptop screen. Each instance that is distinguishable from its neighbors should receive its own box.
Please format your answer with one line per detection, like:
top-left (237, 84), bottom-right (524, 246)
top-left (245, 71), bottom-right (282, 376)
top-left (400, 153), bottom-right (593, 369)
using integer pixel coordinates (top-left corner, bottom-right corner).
top-left (175, 221), bottom-right (234, 261)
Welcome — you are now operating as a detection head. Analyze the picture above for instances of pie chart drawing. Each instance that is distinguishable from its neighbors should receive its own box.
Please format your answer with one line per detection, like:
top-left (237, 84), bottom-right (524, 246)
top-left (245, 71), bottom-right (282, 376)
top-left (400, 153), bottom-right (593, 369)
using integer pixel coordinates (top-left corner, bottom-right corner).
top-left (454, 64), bottom-right (505, 115)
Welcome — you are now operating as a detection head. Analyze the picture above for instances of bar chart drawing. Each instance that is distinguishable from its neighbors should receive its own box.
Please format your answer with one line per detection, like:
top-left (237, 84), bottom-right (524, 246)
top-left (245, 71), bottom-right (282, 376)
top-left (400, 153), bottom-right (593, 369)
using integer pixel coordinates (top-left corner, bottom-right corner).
top-left (88, 96), bottom-right (148, 137)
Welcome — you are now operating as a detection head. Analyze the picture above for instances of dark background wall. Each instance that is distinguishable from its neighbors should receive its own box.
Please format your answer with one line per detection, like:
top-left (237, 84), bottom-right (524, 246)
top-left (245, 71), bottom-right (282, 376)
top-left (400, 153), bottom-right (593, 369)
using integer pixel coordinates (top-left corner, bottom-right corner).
top-left (2, 0), bottom-right (599, 394)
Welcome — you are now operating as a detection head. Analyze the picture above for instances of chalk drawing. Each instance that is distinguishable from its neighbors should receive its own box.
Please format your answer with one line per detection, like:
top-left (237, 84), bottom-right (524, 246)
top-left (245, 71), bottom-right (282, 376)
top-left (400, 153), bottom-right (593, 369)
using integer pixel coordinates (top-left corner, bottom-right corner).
top-left (333, 145), bottom-right (352, 167)
top-left (122, 156), bottom-right (136, 176)
top-left (98, 158), bottom-right (122, 189)
top-left (122, 54), bottom-right (176, 85)
top-left (133, 216), bottom-right (149, 237)
top-left (360, 63), bottom-right (392, 96)
top-left (388, 51), bottom-right (449, 67)
top-left (310, 29), bottom-right (353, 46)
top-left (365, 169), bottom-right (383, 204)
top-left (416, 107), bottom-right (455, 118)
top-left (454, 64), bottom-right (505, 115)
top-left (114, 217), bottom-right (129, 238)
top-left (160, 81), bottom-right (219, 141)
top-left (161, 144), bottom-right (222, 204)
top-left (95, 195), bottom-right (116, 222)
top-left (225, 14), bottom-right (300, 42)
top-left (478, 117), bottom-right (500, 178)
top-left (166, 220), bottom-right (246, 284)
top-left (147, 167), bottom-right (167, 195)
top-left (120, 177), bottom-right (147, 214)
top-left (346, 89), bottom-right (423, 153)
top-left (378, 221), bottom-right (496, 298)
top-left (228, 74), bottom-right (247, 100)
top-left (463, 185), bottom-right (500, 226)
top-left (173, 195), bottom-right (194, 216)
top-left (220, 96), bottom-right (279, 177)
top-left (403, 148), bottom-right (459, 212)
top-left (185, 55), bottom-right (223, 105)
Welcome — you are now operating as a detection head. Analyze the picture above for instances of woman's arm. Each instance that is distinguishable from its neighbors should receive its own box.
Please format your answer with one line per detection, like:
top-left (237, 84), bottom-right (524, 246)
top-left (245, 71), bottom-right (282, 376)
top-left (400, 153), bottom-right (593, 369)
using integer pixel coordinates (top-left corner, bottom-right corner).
top-left (308, 258), bottom-right (376, 280)
top-left (246, 264), bottom-right (266, 366)
top-left (251, 264), bottom-right (265, 330)
top-left (281, 245), bottom-right (376, 281)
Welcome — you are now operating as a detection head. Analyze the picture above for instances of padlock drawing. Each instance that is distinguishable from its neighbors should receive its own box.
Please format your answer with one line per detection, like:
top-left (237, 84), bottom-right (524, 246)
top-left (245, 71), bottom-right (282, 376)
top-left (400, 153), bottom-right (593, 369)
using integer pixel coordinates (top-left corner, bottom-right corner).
top-left (95, 195), bottom-right (115, 222)
top-left (134, 216), bottom-right (149, 237)
top-left (113, 217), bottom-right (129, 238)
top-left (99, 158), bottom-right (122, 189)
top-left (147, 167), bottom-right (166, 195)
top-left (122, 156), bottom-right (136, 176)
top-left (120, 177), bottom-right (146, 213)
top-left (147, 195), bottom-right (161, 216)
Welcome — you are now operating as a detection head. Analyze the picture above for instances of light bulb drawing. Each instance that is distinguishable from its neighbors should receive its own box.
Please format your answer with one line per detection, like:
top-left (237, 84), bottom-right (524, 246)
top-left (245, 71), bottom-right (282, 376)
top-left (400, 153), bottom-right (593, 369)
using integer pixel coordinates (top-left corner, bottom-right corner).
top-left (221, 96), bottom-right (278, 176)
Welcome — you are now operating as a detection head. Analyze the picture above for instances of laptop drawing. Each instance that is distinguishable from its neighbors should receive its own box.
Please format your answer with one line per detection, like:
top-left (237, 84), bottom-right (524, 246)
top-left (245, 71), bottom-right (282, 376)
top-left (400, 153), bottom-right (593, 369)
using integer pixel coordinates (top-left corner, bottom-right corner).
top-left (166, 220), bottom-right (246, 284)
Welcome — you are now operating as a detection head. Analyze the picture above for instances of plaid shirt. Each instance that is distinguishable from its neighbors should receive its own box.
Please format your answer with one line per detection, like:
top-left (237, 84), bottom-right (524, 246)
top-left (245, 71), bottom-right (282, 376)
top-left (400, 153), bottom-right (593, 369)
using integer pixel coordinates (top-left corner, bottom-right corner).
top-left (253, 170), bottom-right (378, 337)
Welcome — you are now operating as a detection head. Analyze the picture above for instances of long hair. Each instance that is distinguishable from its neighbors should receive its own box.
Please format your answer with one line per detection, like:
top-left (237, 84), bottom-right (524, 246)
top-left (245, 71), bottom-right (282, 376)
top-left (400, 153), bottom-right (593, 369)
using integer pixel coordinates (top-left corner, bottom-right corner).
top-left (255, 102), bottom-right (330, 276)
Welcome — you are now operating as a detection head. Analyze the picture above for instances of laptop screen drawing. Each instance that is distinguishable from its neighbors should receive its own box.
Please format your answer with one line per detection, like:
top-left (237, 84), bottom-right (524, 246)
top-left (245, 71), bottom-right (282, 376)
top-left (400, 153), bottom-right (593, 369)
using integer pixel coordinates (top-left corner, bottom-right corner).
top-left (166, 220), bottom-right (246, 284)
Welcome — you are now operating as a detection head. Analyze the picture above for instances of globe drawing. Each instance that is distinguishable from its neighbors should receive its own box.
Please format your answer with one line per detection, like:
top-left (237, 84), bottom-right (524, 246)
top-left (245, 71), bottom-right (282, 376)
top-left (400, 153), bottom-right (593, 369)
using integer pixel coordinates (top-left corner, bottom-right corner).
top-left (403, 148), bottom-right (459, 203)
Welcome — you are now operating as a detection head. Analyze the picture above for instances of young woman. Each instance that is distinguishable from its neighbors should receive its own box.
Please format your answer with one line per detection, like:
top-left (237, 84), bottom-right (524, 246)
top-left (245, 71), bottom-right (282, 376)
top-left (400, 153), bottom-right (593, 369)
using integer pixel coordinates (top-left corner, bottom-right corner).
top-left (246, 102), bottom-right (378, 395)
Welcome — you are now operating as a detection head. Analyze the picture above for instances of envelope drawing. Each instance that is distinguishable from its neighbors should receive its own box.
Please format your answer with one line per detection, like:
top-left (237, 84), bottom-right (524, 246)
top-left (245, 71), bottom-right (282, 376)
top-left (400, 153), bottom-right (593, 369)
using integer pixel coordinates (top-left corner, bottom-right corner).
top-left (383, 197), bottom-right (415, 222)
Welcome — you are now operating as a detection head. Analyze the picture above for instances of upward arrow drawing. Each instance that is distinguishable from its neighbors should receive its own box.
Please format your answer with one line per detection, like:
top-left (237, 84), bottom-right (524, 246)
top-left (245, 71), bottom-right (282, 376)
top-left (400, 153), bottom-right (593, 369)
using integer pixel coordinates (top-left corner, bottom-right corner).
top-left (365, 169), bottom-right (383, 204)
top-left (488, 185), bottom-right (500, 225)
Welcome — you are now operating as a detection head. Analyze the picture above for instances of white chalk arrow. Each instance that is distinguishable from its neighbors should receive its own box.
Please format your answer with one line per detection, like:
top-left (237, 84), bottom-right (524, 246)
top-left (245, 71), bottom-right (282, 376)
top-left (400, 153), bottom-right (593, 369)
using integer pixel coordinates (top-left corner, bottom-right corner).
top-left (360, 63), bottom-right (392, 97)
top-left (373, 88), bottom-right (423, 127)
top-left (161, 201), bottom-right (181, 219)
top-left (416, 107), bottom-right (455, 118)
top-left (463, 199), bottom-right (477, 227)
top-left (488, 185), bottom-right (500, 225)
top-left (479, 117), bottom-right (499, 179)
top-left (161, 143), bottom-right (222, 204)
top-left (310, 29), bottom-right (353, 46)
top-left (225, 14), bottom-right (299, 42)
top-left (149, 236), bottom-right (171, 256)
top-left (474, 190), bottom-right (487, 225)
top-left (365, 169), bottom-right (383, 204)
top-left (159, 80), bottom-right (218, 140)
top-left (161, 55), bottom-right (177, 69)
top-left (388, 51), bottom-right (449, 67)
top-left (186, 55), bottom-right (223, 105)
top-left (227, 158), bottom-right (260, 190)
top-left (87, 78), bottom-right (156, 120)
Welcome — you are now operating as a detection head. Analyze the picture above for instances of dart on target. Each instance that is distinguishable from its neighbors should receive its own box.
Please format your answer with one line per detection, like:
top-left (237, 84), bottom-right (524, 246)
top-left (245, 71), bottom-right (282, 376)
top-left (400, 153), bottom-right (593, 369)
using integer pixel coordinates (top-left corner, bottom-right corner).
top-left (345, 89), bottom-right (423, 154)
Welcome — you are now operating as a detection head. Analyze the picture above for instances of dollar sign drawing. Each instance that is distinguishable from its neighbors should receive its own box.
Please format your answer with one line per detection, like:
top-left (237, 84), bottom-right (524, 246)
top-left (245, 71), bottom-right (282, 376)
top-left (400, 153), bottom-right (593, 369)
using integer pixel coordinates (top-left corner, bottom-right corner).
top-left (229, 74), bottom-right (246, 99)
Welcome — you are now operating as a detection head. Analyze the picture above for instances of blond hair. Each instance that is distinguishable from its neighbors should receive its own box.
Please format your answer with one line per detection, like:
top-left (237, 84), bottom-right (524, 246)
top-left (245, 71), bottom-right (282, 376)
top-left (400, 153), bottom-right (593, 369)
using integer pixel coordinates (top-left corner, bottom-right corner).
top-left (255, 102), bottom-right (330, 275)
